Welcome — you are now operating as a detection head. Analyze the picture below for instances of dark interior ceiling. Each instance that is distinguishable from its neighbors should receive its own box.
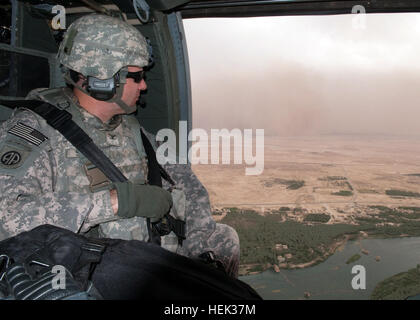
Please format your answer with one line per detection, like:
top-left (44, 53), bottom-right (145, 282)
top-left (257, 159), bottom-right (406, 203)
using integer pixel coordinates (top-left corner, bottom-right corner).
top-left (15, 0), bottom-right (420, 18)
top-left (16, 0), bottom-right (420, 17)
top-left (177, 0), bottom-right (420, 18)
top-left (18, 0), bottom-right (189, 13)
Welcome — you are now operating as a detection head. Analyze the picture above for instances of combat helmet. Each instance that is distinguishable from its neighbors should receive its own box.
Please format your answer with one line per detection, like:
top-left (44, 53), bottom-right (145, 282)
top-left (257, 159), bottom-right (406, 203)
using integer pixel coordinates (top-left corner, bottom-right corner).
top-left (57, 14), bottom-right (151, 113)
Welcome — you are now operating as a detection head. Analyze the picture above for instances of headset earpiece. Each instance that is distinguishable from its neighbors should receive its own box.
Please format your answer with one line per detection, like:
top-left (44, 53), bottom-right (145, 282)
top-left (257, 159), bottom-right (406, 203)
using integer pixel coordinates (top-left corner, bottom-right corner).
top-left (86, 75), bottom-right (118, 101)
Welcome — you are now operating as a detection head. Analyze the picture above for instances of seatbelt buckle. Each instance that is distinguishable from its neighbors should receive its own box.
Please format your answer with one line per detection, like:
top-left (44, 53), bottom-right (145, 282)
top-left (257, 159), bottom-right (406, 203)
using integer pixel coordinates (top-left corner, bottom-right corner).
top-left (84, 162), bottom-right (112, 193)
top-left (168, 215), bottom-right (186, 241)
top-left (197, 251), bottom-right (226, 273)
top-left (152, 216), bottom-right (171, 236)
top-left (152, 214), bottom-right (186, 246)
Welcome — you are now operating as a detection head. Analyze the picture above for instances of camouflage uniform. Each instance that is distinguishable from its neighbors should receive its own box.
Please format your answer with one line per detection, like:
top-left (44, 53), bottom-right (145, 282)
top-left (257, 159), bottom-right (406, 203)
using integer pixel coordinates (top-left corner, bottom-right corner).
top-left (0, 14), bottom-right (239, 277)
top-left (0, 87), bottom-right (239, 277)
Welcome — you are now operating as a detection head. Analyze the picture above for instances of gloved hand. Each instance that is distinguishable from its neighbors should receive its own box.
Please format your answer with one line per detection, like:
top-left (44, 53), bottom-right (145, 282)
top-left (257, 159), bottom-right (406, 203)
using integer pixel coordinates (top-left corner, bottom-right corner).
top-left (113, 182), bottom-right (173, 221)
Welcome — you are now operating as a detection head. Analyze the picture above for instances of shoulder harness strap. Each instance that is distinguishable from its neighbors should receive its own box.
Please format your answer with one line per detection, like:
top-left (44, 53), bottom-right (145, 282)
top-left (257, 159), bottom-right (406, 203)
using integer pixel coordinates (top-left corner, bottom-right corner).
top-left (140, 129), bottom-right (185, 246)
top-left (140, 128), bottom-right (175, 187)
top-left (0, 99), bottom-right (127, 183)
top-left (0, 99), bottom-right (185, 245)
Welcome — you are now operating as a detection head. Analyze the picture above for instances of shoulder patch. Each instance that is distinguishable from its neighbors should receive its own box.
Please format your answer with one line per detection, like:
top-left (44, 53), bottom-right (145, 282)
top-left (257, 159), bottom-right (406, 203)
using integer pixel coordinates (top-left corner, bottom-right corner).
top-left (0, 139), bottom-right (44, 177)
top-left (0, 124), bottom-right (48, 176)
top-left (0, 140), bottom-right (32, 171)
top-left (1, 150), bottom-right (22, 167)
top-left (8, 122), bottom-right (48, 146)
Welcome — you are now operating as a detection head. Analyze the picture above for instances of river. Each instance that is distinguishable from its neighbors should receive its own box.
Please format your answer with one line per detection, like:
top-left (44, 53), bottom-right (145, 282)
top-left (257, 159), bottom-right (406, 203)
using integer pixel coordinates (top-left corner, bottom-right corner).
top-left (239, 237), bottom-right (420, 300)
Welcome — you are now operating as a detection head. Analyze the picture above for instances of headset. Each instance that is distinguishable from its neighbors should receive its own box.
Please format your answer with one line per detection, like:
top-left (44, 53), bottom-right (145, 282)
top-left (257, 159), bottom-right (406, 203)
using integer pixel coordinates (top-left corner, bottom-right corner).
top-left (64, 67), bottom-right (147, 113)
top-left (86, 69), bottom-right (145, 101)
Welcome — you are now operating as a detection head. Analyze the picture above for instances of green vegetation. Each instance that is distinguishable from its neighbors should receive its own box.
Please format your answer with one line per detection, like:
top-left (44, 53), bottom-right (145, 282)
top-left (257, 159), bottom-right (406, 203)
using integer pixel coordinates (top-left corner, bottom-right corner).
top-left (358, 189), bottom-right (379, 194)
top-left (304, 214), bottom-right (331, 223)
top-left (286, 180), bottom-right (305, 190)
top-left (371, 266), bottom-right (420, 300)
top-left (368, 206), bottom-right (420, 222)
top-left (398, 207), bottom-right (420, 219)
top-left (385, 189), bottom-right (420, 198)
top-left (370, 221), bottom-right (420, 238)
top-left (399, 206), bottom-right (420, 211)
top-left (346, 254), bottom-right (361, 264)
top-left (355, 206), bottom-right (420, 237)
top-left (264, 178), bottom-right (305, 190)
top-left (293, 207), bottom-right (304, 214)
top-left (319, 176), bottom-right (347, 181)
top-left (331, 190), bottom-right (353, 196)
top-left (279, 207), bottom-right (290, 212)
top-left (354, 216), bottom-right (382, 224)
top-left (406, 173), bottom-right (420, 177)
top-left (247, 264), bottom-right (264, 273)
top-left (221, 205), bottom-right (420, 275)
top-left (319, 176), bottom-right (353, 191)
top-left (221, 209), bottom-right (366, 267)
top-left (226, 207), bottom-right (240, 214)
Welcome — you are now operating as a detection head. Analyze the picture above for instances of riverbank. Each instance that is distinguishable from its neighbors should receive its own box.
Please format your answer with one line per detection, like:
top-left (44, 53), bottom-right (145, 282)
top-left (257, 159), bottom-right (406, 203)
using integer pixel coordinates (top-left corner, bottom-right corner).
top-left (371, 265), bottom-right (420, 299)
top-left (240, 236), bottom-right (420, 300)
top-left (238, 234), bottom-right (357, 276)
top-left (217, 206), bottom-right (420, 276)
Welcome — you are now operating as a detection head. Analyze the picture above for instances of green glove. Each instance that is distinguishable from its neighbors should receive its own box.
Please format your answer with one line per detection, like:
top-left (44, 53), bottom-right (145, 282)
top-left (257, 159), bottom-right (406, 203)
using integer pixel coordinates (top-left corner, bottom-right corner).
top-left (113, 182), bottom-right (173, 221)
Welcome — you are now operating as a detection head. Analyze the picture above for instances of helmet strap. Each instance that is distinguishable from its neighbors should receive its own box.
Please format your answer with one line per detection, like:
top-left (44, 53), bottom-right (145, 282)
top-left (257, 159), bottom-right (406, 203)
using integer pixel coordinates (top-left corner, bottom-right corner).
top-left (63, 69), bottom-right (92, 97)
top-left (109, 86), bottom-right (135, 114)
top-left (106, 68), bottom-right (137, 114)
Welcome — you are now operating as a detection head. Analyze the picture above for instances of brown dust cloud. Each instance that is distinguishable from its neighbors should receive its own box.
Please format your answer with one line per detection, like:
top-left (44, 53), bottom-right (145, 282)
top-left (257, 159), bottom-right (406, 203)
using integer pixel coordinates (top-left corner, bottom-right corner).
top-left (183, 14), bottom-right (420, 137)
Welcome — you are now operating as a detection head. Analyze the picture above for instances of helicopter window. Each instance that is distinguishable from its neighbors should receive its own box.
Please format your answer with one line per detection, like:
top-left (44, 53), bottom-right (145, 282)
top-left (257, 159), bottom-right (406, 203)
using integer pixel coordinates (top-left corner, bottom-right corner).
top-left (0, 4), bottom-right (11, 45)
top-left (0, 2), bottom-right (56, 98)
top-left (183, 14), bottom-right (420, 299)
top-left (0, 49), bottom-right (50, 97)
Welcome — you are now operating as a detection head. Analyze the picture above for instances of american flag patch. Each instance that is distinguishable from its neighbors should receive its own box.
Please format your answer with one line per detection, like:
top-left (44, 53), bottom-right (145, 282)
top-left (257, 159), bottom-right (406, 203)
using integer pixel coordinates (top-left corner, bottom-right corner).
top-left (8, 122), bottom-right (48, 146)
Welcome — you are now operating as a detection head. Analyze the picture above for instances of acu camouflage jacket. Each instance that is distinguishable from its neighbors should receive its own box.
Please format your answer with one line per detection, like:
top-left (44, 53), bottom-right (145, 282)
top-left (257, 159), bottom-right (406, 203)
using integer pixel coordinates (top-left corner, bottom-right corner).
top-left (0, 87), bottom-right (217, 257)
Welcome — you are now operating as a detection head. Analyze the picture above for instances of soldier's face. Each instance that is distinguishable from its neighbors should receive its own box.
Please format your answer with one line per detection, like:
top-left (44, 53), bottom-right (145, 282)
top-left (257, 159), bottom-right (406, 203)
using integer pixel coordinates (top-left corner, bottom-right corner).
top-left (121, 66), bottom-right (147, 109)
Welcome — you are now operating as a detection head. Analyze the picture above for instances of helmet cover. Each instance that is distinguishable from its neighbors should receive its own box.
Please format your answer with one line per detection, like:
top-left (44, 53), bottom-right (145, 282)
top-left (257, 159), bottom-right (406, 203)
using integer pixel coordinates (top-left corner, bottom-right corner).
top-left (57, 14), bottom-right (150, 79)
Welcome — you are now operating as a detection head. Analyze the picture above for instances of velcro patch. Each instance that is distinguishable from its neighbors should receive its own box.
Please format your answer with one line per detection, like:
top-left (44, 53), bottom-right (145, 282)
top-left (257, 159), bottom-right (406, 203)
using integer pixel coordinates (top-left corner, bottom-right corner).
top-left (8, 122), bottom-right (48, 146)
top-left (0, 143), bottom-right (31, 170)
top-left (1, 151), bottom-right (21, 166)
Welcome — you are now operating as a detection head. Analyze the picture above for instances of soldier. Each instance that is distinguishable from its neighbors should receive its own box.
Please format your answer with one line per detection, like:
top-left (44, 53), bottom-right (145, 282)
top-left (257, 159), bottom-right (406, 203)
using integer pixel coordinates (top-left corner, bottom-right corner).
top-left (0, 14), bottom-right (239, 277)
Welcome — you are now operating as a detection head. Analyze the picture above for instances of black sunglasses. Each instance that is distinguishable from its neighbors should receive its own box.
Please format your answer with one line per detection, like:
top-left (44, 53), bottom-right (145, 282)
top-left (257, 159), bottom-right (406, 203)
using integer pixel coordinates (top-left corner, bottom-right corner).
top-left (126, 70), bottom-right (146, 83)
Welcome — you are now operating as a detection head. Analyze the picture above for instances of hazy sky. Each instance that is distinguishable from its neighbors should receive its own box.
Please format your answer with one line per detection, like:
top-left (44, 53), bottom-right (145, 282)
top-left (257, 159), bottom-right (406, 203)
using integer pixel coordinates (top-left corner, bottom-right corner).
top-left (183, 13), bottom-right (420, 136)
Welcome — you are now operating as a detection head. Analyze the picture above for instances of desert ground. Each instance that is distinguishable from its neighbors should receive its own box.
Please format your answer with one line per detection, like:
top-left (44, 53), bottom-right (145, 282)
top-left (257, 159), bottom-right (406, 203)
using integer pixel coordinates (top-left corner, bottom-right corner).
top-left (192, 134), bottom-right (420, 223)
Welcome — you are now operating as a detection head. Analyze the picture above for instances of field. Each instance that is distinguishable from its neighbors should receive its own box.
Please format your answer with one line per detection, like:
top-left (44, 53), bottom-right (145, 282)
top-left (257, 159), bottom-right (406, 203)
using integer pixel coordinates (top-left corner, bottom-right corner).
top-left (191, 135), bottom-right (420, 274)
top-left (192, 134), bottom-right (420, 223)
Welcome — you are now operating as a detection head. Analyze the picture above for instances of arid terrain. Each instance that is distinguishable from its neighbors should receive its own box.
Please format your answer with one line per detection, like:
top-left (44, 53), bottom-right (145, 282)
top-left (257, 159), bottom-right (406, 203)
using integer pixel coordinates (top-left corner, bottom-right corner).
top-left (191, 134), bottom-right (420, 274)
top-left (192, 134), bottom-right (420, 223)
